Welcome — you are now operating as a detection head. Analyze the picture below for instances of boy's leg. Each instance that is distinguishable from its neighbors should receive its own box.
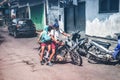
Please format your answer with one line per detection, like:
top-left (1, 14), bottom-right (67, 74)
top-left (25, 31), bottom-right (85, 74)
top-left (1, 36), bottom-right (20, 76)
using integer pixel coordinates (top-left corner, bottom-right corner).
top-left (45, 44), bottom-right (51, 58)
top-left (47, 42), bottom-right (56, 66)
top-left (40, 43), bottom-right (46, 65)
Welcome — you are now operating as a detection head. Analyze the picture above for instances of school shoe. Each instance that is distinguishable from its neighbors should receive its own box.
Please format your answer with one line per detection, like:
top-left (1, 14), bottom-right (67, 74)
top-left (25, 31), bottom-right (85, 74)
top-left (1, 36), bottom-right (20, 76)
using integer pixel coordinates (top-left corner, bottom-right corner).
top-left (47, 61), bottom-right (53, 66)
top-left (40, 60), bottom-right (45, 65)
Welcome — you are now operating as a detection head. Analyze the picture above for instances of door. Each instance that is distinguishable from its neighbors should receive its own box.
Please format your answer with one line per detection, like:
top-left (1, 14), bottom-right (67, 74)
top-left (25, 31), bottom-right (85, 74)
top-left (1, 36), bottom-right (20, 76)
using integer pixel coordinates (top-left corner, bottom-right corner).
top-left (64, 2), bottom-right (86, 33)
top-left (30, 4), bottom-right (45, 30)
top-left (75, 2), bottom-right (86, 32)
top-left (64, 7), bottom-right (75, 32)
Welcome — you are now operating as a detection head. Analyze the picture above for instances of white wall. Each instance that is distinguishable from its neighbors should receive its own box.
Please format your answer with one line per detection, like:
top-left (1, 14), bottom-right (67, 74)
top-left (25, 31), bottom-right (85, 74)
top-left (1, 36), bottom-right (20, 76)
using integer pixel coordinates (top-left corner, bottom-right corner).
top-left (85, 0), bottom-right (120, 38)
top-left (47, 1), bottom-right (64, 31)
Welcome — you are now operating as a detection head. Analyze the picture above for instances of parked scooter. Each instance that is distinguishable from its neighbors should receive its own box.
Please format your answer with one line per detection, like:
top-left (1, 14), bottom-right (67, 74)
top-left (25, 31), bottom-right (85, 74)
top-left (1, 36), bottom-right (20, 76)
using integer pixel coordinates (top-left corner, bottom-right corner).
top-left (69, 31), bottom-right (112, 58)
top-left (70, 31), bottom-right (90, 57)
top-left (91, 39), bottom-right (111, 49)
top-left (87, 36), bottom-right (120, 64)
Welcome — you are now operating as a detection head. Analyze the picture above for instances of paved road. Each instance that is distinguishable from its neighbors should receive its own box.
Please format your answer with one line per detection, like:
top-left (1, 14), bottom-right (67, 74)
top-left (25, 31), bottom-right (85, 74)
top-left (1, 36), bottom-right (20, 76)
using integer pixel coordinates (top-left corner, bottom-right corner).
top-left (0, 27), bottom-right (120, 80)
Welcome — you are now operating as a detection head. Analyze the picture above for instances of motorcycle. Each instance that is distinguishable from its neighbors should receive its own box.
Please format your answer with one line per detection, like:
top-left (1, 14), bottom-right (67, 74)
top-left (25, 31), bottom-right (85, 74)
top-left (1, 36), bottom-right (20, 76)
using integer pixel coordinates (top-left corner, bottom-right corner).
top-left (70, 31), bottom-right (90, 57)
top-left (87, 38), bottom-right (120, 64)
top-left (54, 39), bottom-right (83, 66)
top-left (38, 33), bottom-right (83, 66)
top-left (68, 31), bottom-right (112, 58)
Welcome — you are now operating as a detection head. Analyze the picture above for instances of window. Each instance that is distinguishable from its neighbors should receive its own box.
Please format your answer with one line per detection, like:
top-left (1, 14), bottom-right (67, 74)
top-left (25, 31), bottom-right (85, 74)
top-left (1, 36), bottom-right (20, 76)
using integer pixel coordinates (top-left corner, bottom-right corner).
top-left (99, 0), bottom-right (119, 13)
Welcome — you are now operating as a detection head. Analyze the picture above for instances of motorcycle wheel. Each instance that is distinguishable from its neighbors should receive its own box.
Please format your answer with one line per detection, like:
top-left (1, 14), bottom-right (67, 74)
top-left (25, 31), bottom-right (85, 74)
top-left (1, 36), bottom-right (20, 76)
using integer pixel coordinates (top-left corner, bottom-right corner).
top-left (87, 53), bottom-right (98, 64)
top-left (70, 51), bottom-right (82, 66)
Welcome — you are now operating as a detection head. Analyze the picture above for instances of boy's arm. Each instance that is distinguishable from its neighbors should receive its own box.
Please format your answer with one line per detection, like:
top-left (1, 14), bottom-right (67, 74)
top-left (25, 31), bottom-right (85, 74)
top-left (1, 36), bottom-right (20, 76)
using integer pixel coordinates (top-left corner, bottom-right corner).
top-left (50, 35), bottom-right (59, 44)
top-left (62, 32), bottom-right (71, 37)
top-left (37, 32), bottom-right (43, 43)
top-left (59, 28), bottom-right (71, 37)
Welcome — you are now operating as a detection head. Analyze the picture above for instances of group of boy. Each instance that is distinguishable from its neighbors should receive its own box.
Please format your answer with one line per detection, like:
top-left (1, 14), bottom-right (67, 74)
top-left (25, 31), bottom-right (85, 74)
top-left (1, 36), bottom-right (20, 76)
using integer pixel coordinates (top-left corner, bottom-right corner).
top-left (38, 19), bottom-right (120, 66)
top-left (38, 19), bottom-right (70, 66)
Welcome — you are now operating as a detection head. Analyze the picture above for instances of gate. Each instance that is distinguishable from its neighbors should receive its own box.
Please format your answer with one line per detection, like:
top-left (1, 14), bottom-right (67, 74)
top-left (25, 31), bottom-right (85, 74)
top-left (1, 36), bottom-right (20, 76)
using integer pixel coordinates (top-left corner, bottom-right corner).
top-left (64, 2), bottom-right (86, 33)
top-left (31, 4), bottom-right (45, 30)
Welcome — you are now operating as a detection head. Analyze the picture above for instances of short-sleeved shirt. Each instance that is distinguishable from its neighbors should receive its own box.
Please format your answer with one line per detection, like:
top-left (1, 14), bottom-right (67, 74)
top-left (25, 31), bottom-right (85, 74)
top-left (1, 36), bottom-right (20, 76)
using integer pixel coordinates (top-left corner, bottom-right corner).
top-left (50, 28), bottom-right (63, 40)
top-left (12, 19), bottom-right (17, 24)
top-left (39, 31), bottom-right (51, 43)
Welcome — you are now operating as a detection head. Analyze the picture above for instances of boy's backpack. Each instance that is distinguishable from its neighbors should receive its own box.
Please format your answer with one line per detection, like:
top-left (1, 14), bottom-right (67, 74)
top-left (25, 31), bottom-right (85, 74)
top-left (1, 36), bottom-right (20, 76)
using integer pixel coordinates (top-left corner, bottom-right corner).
top-left (40, 31), bottom-right (51, 42)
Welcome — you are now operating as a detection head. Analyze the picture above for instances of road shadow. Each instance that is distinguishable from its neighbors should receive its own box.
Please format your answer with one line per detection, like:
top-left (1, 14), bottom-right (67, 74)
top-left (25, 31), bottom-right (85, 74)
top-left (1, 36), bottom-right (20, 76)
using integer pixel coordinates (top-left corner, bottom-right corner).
top-left (53, 61), bottom-right (71, 64)
top-left (11, 33), bottom-right (37, 38)
top-left (52, 61), bottom-right (83, 66)
top-left (0, 34), bottom-right (5, 45)
top-left (88, 59), bottom-right (120, 66)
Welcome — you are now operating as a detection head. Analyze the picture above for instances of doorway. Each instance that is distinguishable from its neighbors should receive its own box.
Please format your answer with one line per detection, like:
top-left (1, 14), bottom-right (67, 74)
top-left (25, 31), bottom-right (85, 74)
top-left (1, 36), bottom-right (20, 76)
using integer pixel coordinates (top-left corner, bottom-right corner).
top-left (64, 2), bottom-right (86, 33)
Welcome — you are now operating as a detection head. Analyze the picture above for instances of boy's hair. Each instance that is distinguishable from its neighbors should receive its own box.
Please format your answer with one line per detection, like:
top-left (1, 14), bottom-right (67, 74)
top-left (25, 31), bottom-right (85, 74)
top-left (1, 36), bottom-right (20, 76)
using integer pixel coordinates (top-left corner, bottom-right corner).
top-left (48, 26), bottom-right (52, 31)
top-left (53, 23), bottom-right (59, 28)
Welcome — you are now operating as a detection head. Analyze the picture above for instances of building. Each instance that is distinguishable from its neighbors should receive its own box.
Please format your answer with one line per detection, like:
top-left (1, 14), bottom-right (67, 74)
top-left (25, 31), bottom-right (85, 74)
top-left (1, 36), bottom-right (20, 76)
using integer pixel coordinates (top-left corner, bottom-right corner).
top-left (46, 0), bottom-right (85, 32)
top-left (85, 0), bottom-right (120, 39)
top-left (61, 0), bottom-right (120, 39)
top-left (8, 0), bottom-right (120, 39)
top-left (0, 0), bottom-right (10, 26)
top-left (9, 0), bottom-right (45, 30)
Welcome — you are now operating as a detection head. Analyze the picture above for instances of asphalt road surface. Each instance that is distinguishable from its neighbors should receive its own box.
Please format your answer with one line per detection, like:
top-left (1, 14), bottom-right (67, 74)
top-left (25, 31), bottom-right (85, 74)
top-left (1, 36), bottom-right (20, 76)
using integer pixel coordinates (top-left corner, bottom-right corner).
top-left (0, 27), bottom-right (120, 80)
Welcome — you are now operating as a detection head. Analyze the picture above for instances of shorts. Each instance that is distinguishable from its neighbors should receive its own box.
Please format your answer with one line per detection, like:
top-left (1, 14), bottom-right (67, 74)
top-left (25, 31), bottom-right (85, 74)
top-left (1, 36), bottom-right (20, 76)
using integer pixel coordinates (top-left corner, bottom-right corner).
top-left (40, 41), bottom-right (51, 46)
top-left (51, 41), bottom-right (56, 49)
top-left (41, 43), bottom-right (47, 46)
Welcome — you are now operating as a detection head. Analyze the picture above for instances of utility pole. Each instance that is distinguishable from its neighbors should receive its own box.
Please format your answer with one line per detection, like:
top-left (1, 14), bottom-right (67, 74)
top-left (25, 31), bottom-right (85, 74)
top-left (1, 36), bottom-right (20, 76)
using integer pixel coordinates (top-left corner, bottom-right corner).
top-left (45, 0), bottom-right (48, 25)
top-left (27, 3), bottom-right (31, 19)
top-left (0, 0), bottom-right (8, 6)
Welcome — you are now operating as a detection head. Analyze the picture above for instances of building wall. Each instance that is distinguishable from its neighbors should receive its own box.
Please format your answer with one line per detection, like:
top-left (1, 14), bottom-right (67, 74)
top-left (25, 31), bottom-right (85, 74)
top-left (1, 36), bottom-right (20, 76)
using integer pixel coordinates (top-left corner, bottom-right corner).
top-left (47, 0), bottom-right (64, 30)
top-left (85, 0), bottom-right (120, 38)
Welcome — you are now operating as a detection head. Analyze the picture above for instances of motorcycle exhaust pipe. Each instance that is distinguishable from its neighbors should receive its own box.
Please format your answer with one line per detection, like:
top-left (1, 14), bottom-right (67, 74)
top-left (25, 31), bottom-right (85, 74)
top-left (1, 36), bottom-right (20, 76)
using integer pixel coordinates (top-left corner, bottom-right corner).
top-left (88, 51), bottom-right (98, 57)
top-left (88, 51), bottom-right (104, 59)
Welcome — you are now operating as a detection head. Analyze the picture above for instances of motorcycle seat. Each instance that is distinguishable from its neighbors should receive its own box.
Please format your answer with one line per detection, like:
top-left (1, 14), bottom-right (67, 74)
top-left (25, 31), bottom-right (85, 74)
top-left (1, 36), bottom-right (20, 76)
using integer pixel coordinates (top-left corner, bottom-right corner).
top-left (92, 40), bottom-right (111, 49)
